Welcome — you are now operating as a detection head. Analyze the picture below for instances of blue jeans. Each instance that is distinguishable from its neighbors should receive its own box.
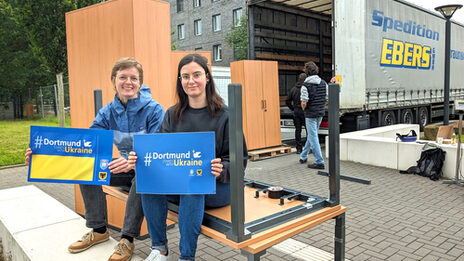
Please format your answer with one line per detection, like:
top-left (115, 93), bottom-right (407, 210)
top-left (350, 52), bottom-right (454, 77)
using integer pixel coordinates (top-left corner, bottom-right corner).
top-left (79, 170), bottom-right (144, 238)
top-left (300, 117), bottom-right (324, 165)
top-left (142, 182), bottom-right (230, 260)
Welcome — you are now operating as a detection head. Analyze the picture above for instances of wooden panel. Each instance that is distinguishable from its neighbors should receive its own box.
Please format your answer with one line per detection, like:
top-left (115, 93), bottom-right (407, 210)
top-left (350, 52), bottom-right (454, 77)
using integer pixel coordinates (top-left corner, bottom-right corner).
top-left (106, 194), bottom-right (149, 236)
top-left (74, 184), bottom-right (85, 216)
top-left (66, 0), bottom-right (136, 129)
top-left (230, 61), bottom-right (249, 145)
top-left (133, 0), bottom-right (171, 110)
top-left (243, 61), bottom-right (266, 150)
top-left (74, 184), bottom-right (150, 236)
top-left (255, 52), bottom-right (319, 62)
top-left (170, 51), bottom-right (212, 109)
top-left (205, 186), bottom-right (304, 223)
top-left (261, 61), bottom-right (282, 147)
top-left (198, 205), bottom-right (347, 251)
top-left (231, 60), bottom-right (282, 150)
top-left (231, 61), bottom-right (266, 150)
top-left (66, 0), bottom-right (173, 128)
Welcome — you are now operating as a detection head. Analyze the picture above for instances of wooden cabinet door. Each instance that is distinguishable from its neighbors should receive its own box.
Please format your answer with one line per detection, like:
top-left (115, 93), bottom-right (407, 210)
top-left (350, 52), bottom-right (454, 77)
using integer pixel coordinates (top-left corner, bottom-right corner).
top-left (261, 61), bottom-right (281, 147)
top-left (242, 61), bottom-right (266, 150)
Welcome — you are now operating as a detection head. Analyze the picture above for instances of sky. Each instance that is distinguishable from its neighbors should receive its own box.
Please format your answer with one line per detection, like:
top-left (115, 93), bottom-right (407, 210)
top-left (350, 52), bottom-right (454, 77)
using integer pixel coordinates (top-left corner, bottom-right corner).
top-left (405, 0), bottom-right (464, 24)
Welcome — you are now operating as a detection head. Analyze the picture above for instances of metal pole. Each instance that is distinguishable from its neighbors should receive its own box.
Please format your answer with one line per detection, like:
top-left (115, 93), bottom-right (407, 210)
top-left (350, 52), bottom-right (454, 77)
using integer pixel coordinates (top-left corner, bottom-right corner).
top-left (226, 84), bottom-right (250, 242)
top-left (328, 83), bottom-right (340, 205)
top-left (56, 73), bottom-right (66, 127)
top-left (94, 90), bottom-right (103, 116)
top-left (53, 84), bottom-right (58, 117)
top-left (247, 6), bottom-right (255, 60)
top-left (444, 18), bottom-right (451, 125)
top-left (40, 87), bottom-right (44, 118)
top-left (455, 114), bottom-right (462, 180)
top-left (334, 213), bottom-right (345, 261)
top-left (444, 113), bottom-right (464, 186)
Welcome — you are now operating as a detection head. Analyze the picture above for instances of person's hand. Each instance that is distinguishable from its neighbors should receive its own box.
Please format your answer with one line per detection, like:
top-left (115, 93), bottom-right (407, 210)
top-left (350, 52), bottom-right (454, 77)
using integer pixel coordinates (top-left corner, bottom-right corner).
top-left (108, 157), bottom-right (132, 174)
top-left (211, 158), bottom-right (223, 178)
top-left (127, 151), bottom-right (138, 170)
top-left (25, 148), bottom-right (32, 165)
top-left (330, 76), bottom-right (337, 83)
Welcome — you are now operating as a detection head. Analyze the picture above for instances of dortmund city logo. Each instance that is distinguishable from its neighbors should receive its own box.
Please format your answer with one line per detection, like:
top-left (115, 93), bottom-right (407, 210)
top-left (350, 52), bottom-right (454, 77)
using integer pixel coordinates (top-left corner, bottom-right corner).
top-left (99, 172), bottom-right (107, 180)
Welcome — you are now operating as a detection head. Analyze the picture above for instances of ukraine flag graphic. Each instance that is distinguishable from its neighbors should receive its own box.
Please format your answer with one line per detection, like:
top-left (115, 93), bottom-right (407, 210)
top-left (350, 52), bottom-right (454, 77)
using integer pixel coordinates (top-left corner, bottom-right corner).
top-left (28, 126), bottom-right (113, 185)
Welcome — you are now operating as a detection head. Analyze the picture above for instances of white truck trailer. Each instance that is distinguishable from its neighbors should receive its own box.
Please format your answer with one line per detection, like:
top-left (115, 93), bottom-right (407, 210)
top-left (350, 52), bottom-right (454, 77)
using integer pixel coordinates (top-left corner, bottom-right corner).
top-left (248, 0), bottom-right (464, 132)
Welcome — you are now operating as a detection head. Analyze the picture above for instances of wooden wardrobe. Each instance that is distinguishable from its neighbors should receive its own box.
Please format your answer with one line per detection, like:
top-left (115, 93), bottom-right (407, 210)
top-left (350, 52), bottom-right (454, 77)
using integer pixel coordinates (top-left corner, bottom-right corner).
top-left (231, 60), bottom-right (281, 151)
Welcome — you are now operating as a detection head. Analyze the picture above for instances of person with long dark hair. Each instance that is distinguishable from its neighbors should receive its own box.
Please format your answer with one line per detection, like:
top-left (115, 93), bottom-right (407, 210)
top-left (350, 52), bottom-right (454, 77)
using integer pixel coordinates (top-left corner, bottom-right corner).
top-left (128, 54), bottom-right (247, 261)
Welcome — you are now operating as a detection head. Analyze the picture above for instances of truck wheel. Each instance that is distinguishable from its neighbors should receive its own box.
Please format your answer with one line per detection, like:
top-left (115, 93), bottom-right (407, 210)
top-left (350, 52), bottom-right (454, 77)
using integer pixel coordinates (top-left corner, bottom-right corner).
top-left (401, 109), bottom-right (413, 124)
top-left (418, 107), bottom-right (428, 131)
top-left (381, 111), bottom-right (396, 126)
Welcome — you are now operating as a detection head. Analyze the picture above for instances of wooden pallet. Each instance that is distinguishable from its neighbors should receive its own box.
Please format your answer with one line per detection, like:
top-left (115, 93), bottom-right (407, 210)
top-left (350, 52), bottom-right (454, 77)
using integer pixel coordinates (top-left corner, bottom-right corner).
top-left (248, 146), bottom-right (292, 161)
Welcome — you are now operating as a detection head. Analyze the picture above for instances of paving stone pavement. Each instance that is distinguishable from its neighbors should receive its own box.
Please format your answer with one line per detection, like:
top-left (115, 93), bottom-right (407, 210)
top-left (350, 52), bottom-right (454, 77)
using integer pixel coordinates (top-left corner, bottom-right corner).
top-left (1, 151), bottom-right (464, 261)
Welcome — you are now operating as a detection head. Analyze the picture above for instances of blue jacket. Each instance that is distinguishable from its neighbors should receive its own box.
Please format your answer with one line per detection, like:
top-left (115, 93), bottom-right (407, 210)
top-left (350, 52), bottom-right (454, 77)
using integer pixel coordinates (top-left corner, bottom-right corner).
top-left (90, 85), bottom-right (165, 159)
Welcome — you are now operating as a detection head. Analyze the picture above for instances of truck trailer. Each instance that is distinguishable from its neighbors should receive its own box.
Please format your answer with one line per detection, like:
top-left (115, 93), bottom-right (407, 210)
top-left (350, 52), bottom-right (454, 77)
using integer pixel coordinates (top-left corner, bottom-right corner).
top-left (247, 0), bottom-right (464, 132)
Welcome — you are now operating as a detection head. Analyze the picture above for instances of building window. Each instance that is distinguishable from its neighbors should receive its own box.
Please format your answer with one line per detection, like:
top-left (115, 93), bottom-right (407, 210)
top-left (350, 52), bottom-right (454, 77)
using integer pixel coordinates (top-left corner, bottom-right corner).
top-left (177, 0), bottom-right (184, 12)
top-left (177, 24), bottom-right (185, 40)
top-left (233, 8), bottom-right (243, 27)
top-left (194, 19), bottom-right (202, 36)
top-left (213, 44), bottom-right (222, 61)
top-left (193, 0), bottom-right (201, 8)
top-left (212, 14), bottom-right (221, 32)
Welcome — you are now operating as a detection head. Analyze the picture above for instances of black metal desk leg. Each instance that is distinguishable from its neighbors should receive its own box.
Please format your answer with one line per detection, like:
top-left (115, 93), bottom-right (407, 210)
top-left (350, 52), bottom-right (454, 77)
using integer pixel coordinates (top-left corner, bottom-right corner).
top-left (334, 213), bottom-right (345, 261)
top-left (241, 250), bottom-right (266, 261)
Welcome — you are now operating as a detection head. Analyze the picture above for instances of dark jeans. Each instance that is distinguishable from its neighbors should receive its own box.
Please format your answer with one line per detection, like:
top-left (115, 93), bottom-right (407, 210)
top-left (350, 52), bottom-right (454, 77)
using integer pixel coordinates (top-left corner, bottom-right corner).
top-left (142, 182), bottom-right (231, 260)
top-left (79, 170), bottom-right (144, 238)
top-left (293, 111), bottom-right (306, 150)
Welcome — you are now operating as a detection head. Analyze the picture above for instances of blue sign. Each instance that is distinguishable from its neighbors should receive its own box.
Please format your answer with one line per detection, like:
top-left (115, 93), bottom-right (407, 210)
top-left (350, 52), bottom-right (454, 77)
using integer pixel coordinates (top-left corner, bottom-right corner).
top-left (28, 126), bottom-right (113, 185)
top-left (134, 132), bottom-right (215, 194)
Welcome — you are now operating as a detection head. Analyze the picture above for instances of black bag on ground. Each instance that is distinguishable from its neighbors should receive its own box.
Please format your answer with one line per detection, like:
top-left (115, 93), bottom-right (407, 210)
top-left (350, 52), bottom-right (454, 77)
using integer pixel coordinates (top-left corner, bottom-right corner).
top-left (399, 143), bottom-right (446, 181)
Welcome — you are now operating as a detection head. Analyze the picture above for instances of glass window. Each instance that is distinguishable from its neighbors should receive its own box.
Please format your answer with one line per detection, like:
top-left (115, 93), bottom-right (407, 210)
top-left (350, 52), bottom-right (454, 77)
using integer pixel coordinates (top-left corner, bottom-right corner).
top-left (177, 0), bottom-right (184, 12)
top-left (212, 14), bottom-right (221, 32)
top-left (233, 8), bottom-right (243, 27)
top-left (193, 0), bottom-right (201, 8)
top-left (177, 24), bottom-right (185, 40)
top-left (194, 19), bottom-right (202, 36)
top-left (213, 44), bottom-right (222, 61)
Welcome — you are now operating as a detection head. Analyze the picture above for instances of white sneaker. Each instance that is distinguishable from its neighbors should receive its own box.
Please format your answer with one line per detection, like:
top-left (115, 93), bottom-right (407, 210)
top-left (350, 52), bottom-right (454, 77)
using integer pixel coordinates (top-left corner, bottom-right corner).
top-left (144, 249), bottom-right (171, 261)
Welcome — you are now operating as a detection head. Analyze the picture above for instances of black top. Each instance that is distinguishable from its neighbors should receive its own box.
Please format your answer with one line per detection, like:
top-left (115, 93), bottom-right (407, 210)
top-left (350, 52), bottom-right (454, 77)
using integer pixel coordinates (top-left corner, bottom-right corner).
top-left (303, 80), bottom-right (327, 118)
top-left (285, 82), bottom-right (304, 114)
top-left (161, 105), bottom-right (248, 183)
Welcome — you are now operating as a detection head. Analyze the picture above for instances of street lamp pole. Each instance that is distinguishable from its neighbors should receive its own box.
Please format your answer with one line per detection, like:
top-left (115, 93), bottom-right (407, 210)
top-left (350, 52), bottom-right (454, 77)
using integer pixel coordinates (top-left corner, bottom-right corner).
top-left (444, 17), bottom-right (451, 125)
top-left (435, 4), bottom-right (462, 126)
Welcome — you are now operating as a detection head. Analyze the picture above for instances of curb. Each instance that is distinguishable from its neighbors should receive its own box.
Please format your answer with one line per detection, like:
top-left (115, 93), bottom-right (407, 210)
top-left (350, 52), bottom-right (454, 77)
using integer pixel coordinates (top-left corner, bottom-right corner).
top-left (0, 164), bottom-right (26, 170)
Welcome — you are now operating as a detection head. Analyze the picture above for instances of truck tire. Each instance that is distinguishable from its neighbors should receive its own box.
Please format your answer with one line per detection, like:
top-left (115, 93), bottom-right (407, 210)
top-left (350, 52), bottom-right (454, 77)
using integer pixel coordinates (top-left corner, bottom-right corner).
top-left (381, 111), bottom-right (396, 126)
top-left (418, 107), bottom-right (428, 131)
top-left (401, 109), bottom-right (414, 124)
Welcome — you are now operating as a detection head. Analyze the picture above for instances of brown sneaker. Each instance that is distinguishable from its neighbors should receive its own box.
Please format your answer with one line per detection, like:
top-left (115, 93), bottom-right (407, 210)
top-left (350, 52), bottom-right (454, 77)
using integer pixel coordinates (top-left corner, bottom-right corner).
top-left (68, 230), bottom-right (110, 253)
top-left (108, 238), bottom-right (134, 261)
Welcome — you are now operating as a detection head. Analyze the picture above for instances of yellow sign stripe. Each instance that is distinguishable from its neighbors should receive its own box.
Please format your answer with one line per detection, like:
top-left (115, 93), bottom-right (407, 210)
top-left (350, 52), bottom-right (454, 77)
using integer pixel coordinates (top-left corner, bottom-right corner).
top-left (30, 154), bottom-right (95, 181)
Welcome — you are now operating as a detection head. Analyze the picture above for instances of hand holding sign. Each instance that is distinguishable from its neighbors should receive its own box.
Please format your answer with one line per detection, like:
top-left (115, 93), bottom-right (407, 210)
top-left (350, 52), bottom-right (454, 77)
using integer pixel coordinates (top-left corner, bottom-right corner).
top-left (210, 158), bottom-right (223, 178)
top-left (108, 157), bottom-right (132, 174)
top-left (134, 132), bottom-right (215, 194)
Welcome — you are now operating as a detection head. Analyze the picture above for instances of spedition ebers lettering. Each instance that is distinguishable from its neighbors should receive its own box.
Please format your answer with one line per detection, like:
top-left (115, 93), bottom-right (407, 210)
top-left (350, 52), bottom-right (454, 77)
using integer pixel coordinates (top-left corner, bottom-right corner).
top-left (371, 10), bottom-right (437, 70)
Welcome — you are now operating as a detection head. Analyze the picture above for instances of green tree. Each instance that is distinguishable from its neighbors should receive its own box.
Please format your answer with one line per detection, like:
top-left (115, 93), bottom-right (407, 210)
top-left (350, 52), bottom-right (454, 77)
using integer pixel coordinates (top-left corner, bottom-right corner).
top-left (171, 30), bottom-right (178, 50)
top-left (225, 14), bottom-right (248, 61)
top-left (0, 3), bottom-right (54, 115)
top-left (5, 0), bottom-right (99, 125)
